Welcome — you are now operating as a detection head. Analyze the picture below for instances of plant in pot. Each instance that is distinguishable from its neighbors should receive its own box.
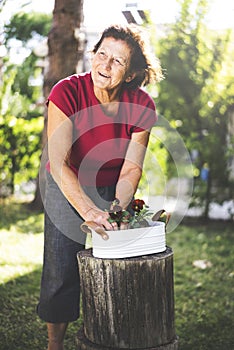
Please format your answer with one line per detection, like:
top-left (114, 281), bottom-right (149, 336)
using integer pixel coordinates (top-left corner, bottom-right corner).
top-left (81, 199), bottom-right (170, 258)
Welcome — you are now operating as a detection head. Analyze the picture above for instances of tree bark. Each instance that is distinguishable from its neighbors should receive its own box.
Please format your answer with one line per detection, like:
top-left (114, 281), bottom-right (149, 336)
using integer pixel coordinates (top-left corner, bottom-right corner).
top-left (203, 172), bottom-right (211, 220)
top-left (44, 0), bottom-right (84, 98)
top-left (77, 248), bottom-right (178, 350)
top-left (31, 0), bottom-right (84, 210)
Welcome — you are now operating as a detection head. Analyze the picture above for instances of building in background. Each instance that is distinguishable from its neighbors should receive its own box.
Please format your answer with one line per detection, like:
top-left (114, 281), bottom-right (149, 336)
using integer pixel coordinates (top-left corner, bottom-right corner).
top-left (83, 1), bottom-right (148, 71)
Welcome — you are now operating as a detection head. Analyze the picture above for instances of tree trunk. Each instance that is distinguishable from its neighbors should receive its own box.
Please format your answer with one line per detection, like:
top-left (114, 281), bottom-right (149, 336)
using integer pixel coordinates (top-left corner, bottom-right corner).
top-left (31, 0), bottom-right (84, 210)
top-left (77, 248), bottom-right (178, 350)
top-left (203, 172), bottom-right (212, 220)
top-left (44, 0), bottom-right (84, 98)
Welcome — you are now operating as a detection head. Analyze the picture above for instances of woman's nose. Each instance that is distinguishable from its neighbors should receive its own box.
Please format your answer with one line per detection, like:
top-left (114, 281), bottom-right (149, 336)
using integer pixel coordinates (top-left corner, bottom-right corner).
top-left (103, 57), bottom-right (112, 69)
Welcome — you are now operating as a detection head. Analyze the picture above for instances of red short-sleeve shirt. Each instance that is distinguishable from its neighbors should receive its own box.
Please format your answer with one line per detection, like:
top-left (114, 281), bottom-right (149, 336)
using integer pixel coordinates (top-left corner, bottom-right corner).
top-left (47, 72), bottom-right (157, 186)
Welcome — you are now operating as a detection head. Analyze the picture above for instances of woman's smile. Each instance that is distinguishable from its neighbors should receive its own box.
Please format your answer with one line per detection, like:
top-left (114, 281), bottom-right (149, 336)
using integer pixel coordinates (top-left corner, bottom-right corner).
top-left (98, 71), bottom-right (111, 79)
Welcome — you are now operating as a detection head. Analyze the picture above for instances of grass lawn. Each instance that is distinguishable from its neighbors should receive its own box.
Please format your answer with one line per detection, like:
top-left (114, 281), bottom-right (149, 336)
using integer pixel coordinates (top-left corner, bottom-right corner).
top-left (0, 198), bottom-right (233, 350)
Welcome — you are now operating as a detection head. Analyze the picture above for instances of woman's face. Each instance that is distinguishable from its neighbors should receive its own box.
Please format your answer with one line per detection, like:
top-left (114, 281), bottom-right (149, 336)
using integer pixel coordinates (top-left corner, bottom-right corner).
top-left (91, 37), bottom-right (133, 92)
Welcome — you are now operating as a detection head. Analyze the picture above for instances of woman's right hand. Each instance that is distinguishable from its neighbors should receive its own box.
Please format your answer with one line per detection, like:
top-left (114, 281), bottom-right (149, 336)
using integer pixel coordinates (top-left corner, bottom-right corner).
top-left (84, 208), bottom-right (118, 232)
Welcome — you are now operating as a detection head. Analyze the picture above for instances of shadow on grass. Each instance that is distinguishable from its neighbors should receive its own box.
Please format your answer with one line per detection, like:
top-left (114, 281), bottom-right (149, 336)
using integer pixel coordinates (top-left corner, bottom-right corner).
top-left (0, 268), bottom-right (82, 350)
top-left (177, 315), bottom-right (234, 350)
top-left (0, 199), bottom-right (43, 233)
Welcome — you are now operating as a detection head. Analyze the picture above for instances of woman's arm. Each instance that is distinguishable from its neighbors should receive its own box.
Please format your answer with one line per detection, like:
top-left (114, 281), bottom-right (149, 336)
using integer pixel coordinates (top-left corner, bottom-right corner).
top-left (115, 129), bottom-right (150, 209)
top-left (47, 101), bottom-right (113, 229)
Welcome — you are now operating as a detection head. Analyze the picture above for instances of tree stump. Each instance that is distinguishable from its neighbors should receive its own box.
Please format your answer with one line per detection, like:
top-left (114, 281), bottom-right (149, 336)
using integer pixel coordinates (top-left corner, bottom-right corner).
top-left (76, 248), bottom-right (178, 350)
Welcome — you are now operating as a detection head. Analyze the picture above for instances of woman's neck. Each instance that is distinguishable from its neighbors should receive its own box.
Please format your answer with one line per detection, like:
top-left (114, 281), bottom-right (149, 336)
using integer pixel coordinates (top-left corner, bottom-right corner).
top-left (94, 86), bottom-right (121, 104)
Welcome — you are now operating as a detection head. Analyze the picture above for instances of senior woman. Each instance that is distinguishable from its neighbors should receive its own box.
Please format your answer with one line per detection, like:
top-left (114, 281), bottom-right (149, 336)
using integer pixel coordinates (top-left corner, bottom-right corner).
top-left (37, 24), bottom-right (163, 350)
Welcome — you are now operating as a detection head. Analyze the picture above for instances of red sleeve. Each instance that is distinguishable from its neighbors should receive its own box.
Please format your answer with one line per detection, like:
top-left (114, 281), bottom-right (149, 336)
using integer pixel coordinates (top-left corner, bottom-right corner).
top-left (128, 90), bottom-right (157, 133)
top-left (46, 75), bottom-right (78, 117)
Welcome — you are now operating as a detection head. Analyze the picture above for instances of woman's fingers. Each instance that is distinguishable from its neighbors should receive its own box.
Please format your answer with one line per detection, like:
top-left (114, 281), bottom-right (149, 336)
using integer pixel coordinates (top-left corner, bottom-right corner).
top-left (82, 212), bottom-right (122, 241)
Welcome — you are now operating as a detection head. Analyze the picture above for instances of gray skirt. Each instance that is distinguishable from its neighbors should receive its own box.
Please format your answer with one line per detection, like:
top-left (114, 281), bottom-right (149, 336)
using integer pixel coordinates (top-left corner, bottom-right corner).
top-left (37, 172), bottom-right (116, 323)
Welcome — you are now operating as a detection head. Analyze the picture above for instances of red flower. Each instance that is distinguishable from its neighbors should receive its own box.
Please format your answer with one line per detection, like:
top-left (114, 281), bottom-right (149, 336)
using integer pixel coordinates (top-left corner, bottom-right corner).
top-left (131, 199), bottom-right (145, 213)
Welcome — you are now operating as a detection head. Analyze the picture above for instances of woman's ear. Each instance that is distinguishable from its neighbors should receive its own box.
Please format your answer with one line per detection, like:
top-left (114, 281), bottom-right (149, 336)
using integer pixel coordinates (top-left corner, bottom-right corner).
top-left (125, 72), bottom-right (136, 83)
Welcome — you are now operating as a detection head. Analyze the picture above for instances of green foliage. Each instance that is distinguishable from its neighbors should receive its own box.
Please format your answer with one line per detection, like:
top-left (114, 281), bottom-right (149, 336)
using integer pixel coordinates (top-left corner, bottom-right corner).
top-left (3, 11), bottom-right (52, 102)
top-left (12, 53), bottom-right (42, 100)
top-left (139, 126), bottom-right (168, 196)
top-left (4, 12), bottom-right (52, 44)
top-left (156, 0), bottom-right (234, 215)
top-left (139, 119), bottom-right (194, 201)
top-left (0, 64), bottom-right (44, 195)
top-left (0, 10), bottom-right (52, 196)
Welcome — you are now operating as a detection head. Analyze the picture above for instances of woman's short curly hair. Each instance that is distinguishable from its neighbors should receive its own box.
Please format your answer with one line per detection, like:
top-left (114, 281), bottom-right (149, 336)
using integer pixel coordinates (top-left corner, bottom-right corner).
top-left (92, 24), bottom-right (163, 90)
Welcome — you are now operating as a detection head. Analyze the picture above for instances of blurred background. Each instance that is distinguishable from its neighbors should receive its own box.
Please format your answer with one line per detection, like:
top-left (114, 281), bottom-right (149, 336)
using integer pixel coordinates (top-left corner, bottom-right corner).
top-left (0, 0), bottom-right (233, 220)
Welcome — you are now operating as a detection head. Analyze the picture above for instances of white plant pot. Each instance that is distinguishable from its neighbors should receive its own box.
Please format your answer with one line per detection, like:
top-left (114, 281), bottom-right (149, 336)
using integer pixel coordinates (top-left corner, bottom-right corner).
top-left (91, 221), bottom-right (166, 259)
